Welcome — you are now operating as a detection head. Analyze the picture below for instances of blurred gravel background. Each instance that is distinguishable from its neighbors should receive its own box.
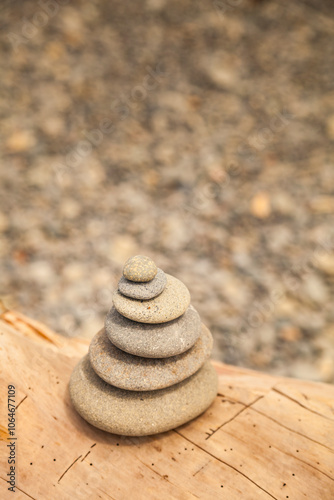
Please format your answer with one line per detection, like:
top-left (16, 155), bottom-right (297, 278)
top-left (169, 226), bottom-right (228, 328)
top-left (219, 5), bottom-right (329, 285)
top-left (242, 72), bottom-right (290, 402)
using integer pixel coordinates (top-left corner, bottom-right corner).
top-left (1, 0), bottom-right (334, 382)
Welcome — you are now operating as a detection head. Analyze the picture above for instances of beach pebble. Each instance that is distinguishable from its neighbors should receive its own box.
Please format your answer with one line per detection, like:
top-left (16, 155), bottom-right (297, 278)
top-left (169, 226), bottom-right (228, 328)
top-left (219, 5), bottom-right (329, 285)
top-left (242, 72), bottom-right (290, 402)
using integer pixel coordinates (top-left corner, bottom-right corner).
top-left (89, 324), bottom-right (213, 391)
top-left (123, 255), bottom-right (157, 282)
top-left (105, 305), bottom-right (201, 358)
top-left (70, 355), bottom-right (218, 436)
top-left (118, 268), bottom-right (167, 300)
top-left (113, 274), bottom-right (190, 323)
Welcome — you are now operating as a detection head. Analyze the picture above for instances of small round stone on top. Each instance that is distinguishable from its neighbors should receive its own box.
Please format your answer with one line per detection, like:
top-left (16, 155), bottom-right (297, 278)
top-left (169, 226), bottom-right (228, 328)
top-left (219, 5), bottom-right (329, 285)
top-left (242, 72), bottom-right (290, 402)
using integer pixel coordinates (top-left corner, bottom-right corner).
top-left (123, 255), bottom-right (157, 283)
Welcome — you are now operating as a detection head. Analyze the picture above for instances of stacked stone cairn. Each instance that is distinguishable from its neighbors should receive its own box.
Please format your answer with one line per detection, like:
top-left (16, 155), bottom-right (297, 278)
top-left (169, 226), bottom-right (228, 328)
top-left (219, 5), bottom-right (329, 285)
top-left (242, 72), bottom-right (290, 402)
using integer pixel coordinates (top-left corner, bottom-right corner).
top-left (70, 255), bottom-right (218, 436)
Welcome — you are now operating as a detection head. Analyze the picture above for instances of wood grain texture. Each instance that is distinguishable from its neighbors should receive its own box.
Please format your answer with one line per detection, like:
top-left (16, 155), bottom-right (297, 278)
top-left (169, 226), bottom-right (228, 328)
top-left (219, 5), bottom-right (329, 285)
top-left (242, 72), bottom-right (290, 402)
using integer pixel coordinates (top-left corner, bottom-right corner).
top-left (0, 309), bottom-right (333, 500)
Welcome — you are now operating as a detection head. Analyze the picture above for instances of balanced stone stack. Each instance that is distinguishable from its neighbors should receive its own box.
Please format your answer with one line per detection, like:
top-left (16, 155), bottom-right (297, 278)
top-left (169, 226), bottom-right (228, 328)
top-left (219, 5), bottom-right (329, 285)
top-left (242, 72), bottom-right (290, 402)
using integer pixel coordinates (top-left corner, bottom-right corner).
top-left (70, 255), bottom-right (218, 436)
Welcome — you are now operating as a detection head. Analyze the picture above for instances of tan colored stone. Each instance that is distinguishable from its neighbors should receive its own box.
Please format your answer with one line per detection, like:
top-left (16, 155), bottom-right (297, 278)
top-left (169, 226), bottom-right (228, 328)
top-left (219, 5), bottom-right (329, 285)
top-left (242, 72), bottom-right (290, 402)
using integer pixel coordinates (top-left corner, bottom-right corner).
top-left (69, 356), bottom-right (218, 436)
top-left (89, 324), bottom-right (212, 391)
top-left (105, 304), bottom-right (201, 358)
top-left (113, 274), bottom-right (190, 323)
top-left (123, 255), bottom-right (157, 282)
top-left (250, 192), bottom-right (271, 219)
top-left (118, 268), bottom-right (167, 300)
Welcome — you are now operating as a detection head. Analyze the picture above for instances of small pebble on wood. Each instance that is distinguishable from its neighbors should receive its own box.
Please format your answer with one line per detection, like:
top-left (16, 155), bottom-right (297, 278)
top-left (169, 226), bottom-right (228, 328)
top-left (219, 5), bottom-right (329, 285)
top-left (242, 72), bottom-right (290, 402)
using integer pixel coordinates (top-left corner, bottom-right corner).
top-left (70, 255), bottom-right (218, 436)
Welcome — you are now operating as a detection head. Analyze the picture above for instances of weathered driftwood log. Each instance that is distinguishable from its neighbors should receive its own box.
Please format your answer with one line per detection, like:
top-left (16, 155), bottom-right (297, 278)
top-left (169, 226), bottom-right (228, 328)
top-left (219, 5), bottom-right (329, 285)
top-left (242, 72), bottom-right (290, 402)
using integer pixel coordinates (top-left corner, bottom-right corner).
top-left (0, 309), bottom-right (333, 500)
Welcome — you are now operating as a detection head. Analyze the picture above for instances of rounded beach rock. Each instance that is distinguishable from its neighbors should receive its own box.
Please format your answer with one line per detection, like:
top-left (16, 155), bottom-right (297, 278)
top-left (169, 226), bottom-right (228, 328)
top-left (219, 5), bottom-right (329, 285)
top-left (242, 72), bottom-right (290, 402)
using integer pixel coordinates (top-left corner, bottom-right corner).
top-left (105, 305), bottom-right (201, 358)
top-left (89, 324), bottom-right (213, 391)
top-left (123, 255), bottom-right (157, 282)
top-left (113, 274), bottom-right (190, 324)
top-left (118, 268), bottom-right (167, 300)
top-left (70, 356), bottom-right (218, 436)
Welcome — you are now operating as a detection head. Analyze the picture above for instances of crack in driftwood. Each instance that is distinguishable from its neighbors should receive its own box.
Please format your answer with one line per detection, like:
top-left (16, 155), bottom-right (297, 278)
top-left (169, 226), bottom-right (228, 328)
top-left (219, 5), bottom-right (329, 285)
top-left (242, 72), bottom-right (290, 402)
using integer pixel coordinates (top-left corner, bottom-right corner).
top-left (137, 459), bottom-right (200, 499)
top-left (272, 388), bottom-right (334, 421)
top-left (268, 443), bottom-right (334, 482)
top-left (217, 392), bottom-right (265, 405)
top-left (81, 450), bottom-right (91, 462)
top-left (250, 407), bottom-right (334, 453)
top-left (97, 486), bottom-right (117, 500)
top-left (217, 388), bottom-right (334, 455)
top-left (16, 395), bottom-right (28, 410)
top-left (58, 455), bottom-right (82, 483)
top-left (15, 486), bottom-right (37, 500)
top-left (173, 431), bottom-right (278, 500)
top-left (1, 477), bottom-right (37, 500)
top-left (192, 460), bottom-right (211, 477)
top-left (205, 395), bottom-right (264, 440)
top-left (137, 460), bottom-right (174, 485)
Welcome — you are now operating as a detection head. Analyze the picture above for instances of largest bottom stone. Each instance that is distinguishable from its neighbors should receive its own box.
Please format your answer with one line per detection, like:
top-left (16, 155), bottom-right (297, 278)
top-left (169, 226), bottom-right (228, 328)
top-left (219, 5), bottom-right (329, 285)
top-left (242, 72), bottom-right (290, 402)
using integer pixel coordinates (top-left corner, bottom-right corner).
top-left (70, 355), bottom-right (218, 436)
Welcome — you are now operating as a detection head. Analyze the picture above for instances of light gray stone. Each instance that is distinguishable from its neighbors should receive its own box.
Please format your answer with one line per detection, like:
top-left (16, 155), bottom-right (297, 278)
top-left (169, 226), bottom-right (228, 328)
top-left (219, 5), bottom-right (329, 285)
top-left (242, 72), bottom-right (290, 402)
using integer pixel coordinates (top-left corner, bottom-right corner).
top-left (89, 324), bottom-right (213, 391)
top-left (123, 255), bottom-right (157, 282)
top-left (70, 356), bottom-right (218, 436)
top-left (118, 268), bottom-right (167, 300)
top-left (113, 274), bottom-right (190, 323)
top-left (105, 305), bottom-right (201, 358)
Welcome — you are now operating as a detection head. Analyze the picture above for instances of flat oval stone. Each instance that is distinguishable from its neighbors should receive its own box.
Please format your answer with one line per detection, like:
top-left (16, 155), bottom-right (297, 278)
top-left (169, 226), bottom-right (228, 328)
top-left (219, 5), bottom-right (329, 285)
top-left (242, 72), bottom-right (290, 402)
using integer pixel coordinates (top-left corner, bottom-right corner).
top-left (118, 268), bottom-right (167, 300)
top-left (105, 305), bottom-right (201, 358)
top-left (70, 356), bottom-right (218, 436)
top-left (113, 274), bottom-right (190, 324)
top-left (89, 324), bottom-right (213, 391)
top-left (123, 255), bottom-right (157, 282)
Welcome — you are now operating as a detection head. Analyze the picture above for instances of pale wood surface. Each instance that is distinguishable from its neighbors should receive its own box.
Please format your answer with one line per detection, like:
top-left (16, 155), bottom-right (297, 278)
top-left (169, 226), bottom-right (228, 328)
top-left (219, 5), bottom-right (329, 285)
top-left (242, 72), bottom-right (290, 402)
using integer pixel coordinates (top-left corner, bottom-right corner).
top-left (0, 309), bottom-right (333, 500)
